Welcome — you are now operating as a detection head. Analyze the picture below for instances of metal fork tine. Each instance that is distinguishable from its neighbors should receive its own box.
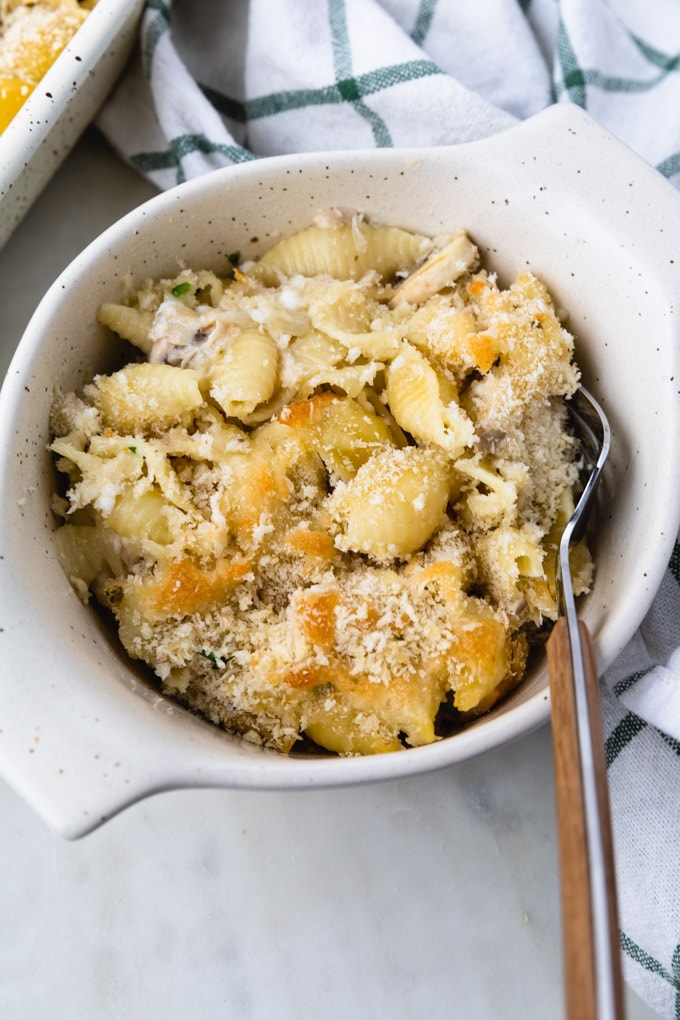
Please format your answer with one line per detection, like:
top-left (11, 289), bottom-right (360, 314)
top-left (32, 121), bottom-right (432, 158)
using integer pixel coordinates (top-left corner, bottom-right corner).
top-left (558, 387), bottom-right (611, 607)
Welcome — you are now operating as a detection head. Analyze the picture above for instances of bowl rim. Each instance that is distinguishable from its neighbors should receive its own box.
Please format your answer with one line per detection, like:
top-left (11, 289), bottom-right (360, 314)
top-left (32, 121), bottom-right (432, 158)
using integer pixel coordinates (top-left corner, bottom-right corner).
top-left (1, 102), bottom-right (680, 838)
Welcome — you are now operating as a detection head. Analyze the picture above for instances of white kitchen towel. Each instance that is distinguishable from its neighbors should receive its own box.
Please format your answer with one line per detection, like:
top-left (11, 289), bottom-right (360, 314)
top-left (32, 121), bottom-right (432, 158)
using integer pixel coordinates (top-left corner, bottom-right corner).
top-left (97, 2), bottom-right (680, 1016)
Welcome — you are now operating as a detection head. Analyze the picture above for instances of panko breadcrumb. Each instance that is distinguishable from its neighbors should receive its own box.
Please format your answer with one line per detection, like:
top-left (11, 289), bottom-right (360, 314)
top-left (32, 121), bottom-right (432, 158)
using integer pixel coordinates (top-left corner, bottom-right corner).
top-left (49, 215), bottom-right (591, 756)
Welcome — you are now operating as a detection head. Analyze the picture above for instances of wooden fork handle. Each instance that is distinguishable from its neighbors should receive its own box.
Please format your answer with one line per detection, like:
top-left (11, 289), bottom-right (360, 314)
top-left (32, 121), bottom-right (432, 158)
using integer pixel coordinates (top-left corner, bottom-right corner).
top-left (547, 618), bottom-right (626, 1020)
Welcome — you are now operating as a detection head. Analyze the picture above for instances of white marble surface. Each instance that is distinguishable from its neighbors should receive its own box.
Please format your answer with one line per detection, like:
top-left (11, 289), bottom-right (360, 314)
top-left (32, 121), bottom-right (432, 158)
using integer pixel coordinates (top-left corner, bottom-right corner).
top-left (0, 129), bottom-right (659, 1020)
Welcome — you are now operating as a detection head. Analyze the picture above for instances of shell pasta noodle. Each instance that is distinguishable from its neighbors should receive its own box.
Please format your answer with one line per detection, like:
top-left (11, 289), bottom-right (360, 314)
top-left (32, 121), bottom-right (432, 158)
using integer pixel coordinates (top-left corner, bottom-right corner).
top-left (49, 211), bottom-right (593, 756)
top-left (0, 0), bottom-right (95, 132)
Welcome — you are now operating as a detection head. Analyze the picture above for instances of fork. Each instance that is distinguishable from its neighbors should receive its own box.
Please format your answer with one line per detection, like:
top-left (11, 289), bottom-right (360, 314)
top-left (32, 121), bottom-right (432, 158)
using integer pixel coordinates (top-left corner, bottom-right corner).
top-left (546, 386), bottom-right (626, 1020)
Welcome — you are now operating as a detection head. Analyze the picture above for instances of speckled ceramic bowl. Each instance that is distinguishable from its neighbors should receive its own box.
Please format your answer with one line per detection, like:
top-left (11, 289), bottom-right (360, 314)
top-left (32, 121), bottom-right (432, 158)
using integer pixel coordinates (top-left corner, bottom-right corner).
top-left (1, 103), bottom-right (679, 839)
top-left (0, 0), bottom-right (144, 249)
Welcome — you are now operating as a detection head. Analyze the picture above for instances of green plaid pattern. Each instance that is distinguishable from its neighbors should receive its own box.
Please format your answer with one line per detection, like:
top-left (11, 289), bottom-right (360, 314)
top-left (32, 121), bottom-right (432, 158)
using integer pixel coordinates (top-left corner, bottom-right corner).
top-left (96, 3), bottom-right (680, 1016)
top-left (600, 547), bottom-right (680, 1019)
top-left (554, 13), bottom-right (680, 183)
top-left (98, 0), bottom-right (680, 189)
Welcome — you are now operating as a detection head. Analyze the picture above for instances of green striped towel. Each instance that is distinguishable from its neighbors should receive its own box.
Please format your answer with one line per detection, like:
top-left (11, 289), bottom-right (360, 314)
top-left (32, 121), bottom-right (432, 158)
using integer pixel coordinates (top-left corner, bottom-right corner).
top-left (97, 2), bottom-right (680, 1016)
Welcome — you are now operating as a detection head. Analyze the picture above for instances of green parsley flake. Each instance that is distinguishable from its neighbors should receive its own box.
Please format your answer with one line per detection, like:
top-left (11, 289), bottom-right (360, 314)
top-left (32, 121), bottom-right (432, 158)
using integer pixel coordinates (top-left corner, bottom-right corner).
top-left (199, 649), bottom-right (233, 670)
top-left (172, 281), bottom-right (192, 297)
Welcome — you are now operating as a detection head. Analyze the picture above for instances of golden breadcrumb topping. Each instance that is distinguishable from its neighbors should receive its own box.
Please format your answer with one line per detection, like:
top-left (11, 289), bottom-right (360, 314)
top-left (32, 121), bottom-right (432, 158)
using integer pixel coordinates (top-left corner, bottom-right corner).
top-left (50, 215), bottom-right (591, 756)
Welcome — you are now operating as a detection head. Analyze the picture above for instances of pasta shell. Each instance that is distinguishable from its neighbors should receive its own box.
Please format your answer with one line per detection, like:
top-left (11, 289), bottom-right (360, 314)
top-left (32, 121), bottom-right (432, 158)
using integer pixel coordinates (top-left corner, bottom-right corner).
top-left (385, 342), bottom-right (474, 457)
top-left (332, 446), bottom-right (450, 559)
top-left (251, 224), bottom-right (431, 284)
top-left (91, 362), bottom-right (203, 433)
top-left (208, 329), bottom-right (279, 420)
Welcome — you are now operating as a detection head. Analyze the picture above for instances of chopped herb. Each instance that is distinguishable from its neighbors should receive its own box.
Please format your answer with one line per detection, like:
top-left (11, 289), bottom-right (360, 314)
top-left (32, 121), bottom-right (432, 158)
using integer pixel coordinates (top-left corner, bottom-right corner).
top-left (199, 649), bottom-right (233, 670)
top-left (227, 251), bottom-right (240, 266)
top-left (127, 445), bottom-right (137, 453)
top-left (172, 281), bottom-right (192, 297)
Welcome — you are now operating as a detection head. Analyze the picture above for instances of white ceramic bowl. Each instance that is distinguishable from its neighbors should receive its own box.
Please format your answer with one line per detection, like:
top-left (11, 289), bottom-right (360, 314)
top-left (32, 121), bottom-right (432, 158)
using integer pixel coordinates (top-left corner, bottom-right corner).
top-left (0, 0), bottom-right (144, 249)
top-left (1, 103), bottom-right (679, 839)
